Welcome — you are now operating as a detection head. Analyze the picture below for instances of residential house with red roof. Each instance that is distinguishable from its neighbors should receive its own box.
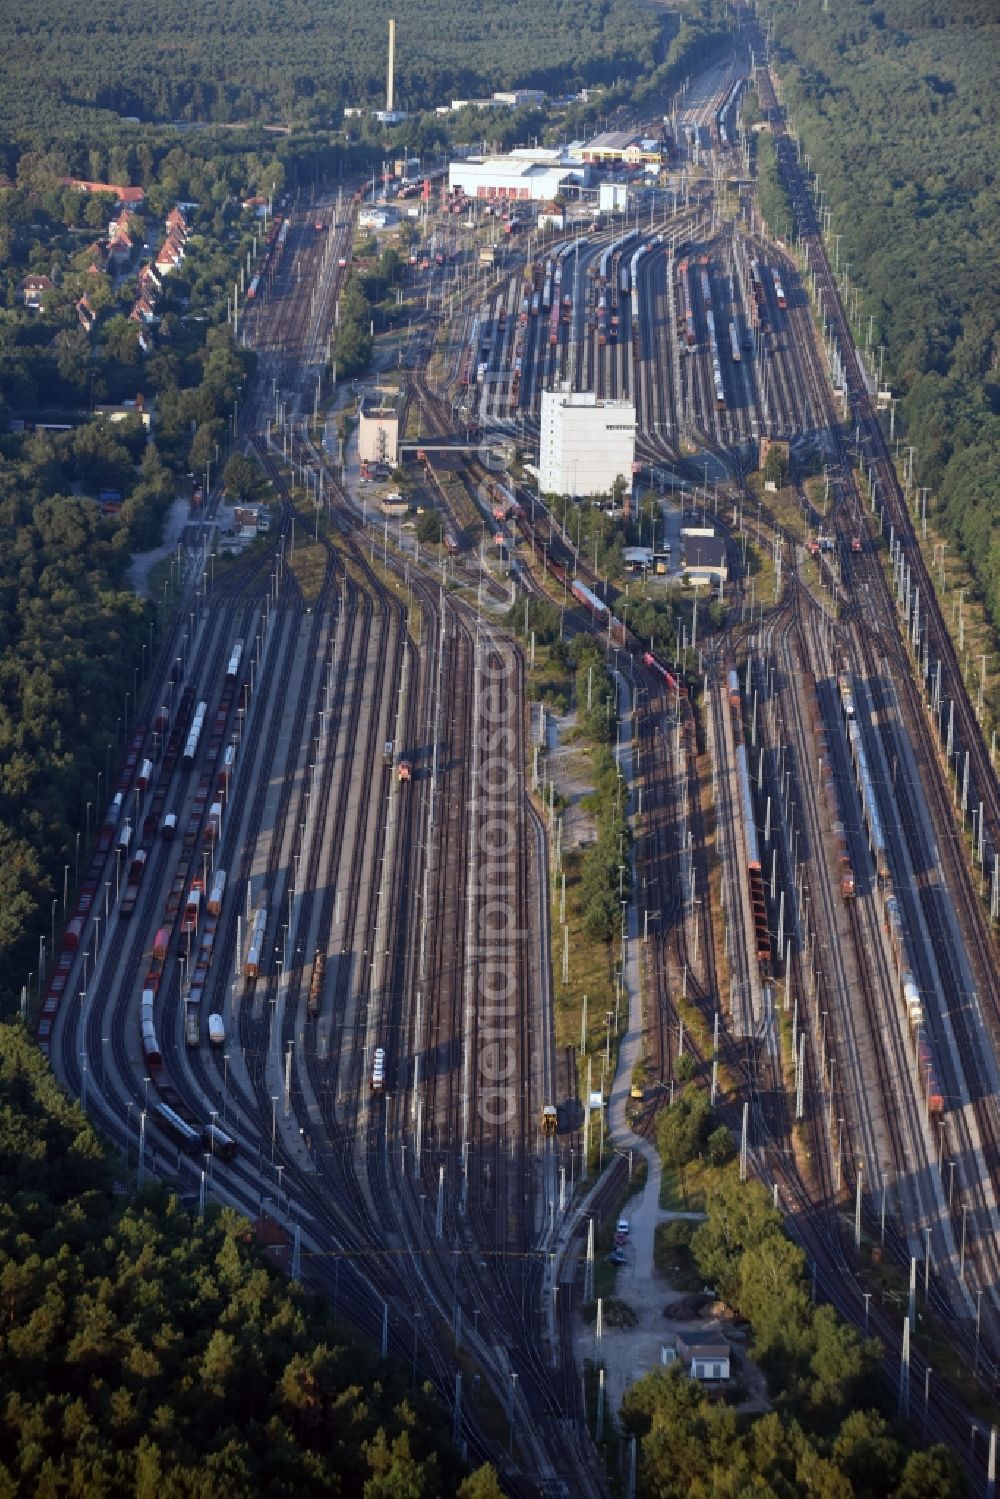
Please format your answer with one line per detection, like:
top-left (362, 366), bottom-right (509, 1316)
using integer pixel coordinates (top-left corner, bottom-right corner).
top-left (76, 294), bottom-right (96, 332)
top-left (61, 178), bottom-right (146, 206)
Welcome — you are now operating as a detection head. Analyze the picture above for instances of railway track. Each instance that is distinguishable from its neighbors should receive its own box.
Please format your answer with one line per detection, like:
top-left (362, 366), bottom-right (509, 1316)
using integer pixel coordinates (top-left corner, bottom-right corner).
top-left (724, 34), bottom-right (1000, 1360)
top-left (752, 17), bottom-right (1000, 988)
top-left (275, 399), bottom-right (608, 1486)
top-left (50, 76), bottom-right (1000, 1490)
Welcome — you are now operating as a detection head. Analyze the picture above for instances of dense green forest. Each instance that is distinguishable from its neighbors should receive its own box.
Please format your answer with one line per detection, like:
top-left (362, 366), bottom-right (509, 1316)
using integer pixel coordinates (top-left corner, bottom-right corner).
top-left (0, 0), bottom-right (663, 139)
top-left (759, 0), bottom-right (1000, 643)
top-left (753, 125), bottom-right (794, 243)
top-left (0, 1022), bottom-right (502, 1495)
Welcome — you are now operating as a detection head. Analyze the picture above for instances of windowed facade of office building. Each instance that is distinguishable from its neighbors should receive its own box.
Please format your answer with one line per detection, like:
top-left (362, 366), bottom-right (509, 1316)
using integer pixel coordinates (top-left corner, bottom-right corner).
top-left (539, 386), bottom-right (636, 497)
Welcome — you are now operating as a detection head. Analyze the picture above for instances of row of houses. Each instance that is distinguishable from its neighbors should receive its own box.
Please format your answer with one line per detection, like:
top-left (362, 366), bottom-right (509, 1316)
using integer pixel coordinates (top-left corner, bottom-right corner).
top-left (125, 206), bottom-right (191, 347)
top-left (58, 180), bottom-right (149, 288)
top-left (20, 180), bottom-right (191, 354)
top-left (73, 206), bottom-right (144, 283)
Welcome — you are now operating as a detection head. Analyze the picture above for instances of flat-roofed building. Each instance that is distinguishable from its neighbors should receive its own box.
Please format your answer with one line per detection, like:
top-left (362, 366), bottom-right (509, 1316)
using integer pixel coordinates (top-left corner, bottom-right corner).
top-left (359, 391), bottom-right (401, 468)
top-left (539, 385), bottom-right (636, 498)
top-left (494, 89), bottom-right (547, 107)
top-left (448, 154), bottom-right (588, 202)
top-left (682, 533), bottom-right (728, 584)
top-left (580, 131), bottom-right (663, 166)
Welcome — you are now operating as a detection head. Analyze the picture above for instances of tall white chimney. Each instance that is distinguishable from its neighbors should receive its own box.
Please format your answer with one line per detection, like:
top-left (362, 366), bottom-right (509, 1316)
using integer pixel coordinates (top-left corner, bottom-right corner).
top-left (386, 18), bottom-right (396, 114)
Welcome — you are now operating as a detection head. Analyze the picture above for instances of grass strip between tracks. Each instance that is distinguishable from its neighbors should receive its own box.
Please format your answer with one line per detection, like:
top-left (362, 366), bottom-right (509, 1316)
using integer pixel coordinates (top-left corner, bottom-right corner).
top-left (525, 639), bottom-right (625, 1183)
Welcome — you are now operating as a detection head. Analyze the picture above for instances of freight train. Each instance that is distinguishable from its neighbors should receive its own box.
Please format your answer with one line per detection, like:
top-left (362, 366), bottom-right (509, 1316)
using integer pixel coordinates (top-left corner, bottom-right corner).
top-left (699, 260), bottom-right (726, 409)
top-left (511, 502), bottom-right (687, 694)
top-left (245, 213), bottom-right (290, 301)
top-left (142, 633), bottom-right (249, 1099)
top-left (805, 671), bottom-right (855, 898)
top-left (837, 673), bottom-right (890, 884)
top-left (883, 896), bottom-right (945, 1115)
top-left (40, 633), bottom-right (254, 1165)
top-left (734, 740), bottom-right (772, 966)
top-left (678, 259), bottom-right (696, 347)
top-left (837, 669), bottom-right (945, 1115)
top-left (727, 666), bottom-right (771, 968)
top-left (306, 949), bottom-right (326, 1020)
top-left (716, 76), bottom-right (744, 149)
top-left (644, 652), bottom-right (687, 698)
top-left (245, 901), bottom-right (268, 980)
top-left (38, 713), bottom-right (160, 1048)
top-left (152, 1102), bottom-right (237, 1159)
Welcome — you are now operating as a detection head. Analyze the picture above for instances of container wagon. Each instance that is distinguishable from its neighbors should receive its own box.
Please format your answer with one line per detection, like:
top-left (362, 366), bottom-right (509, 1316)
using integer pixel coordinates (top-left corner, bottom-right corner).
top-left (207, 868), bottom-right (227, 917)
top-left (184, 1005), bottom-right (200, 1047)
top-left (181, 881), bottom-right (203, 937)
top-left (119, 849), bottom-right (148, 919)
top-left (152, 1102), bottom-right (200, 1154)
top-left (735, 742), bottom-right (771, 967)
top-left (141, 989), bottom-right (162, 1072)
top-left (306, 949), bottom-right (326, 1020)
top-left (182, 701), bottom-right (208, 770)
top-left (204, 1123), bottom-right (237, 1160)
top-left (245, 903), bottom-right (268, 980)
top-left (225, 641), bottom-right (244, 683)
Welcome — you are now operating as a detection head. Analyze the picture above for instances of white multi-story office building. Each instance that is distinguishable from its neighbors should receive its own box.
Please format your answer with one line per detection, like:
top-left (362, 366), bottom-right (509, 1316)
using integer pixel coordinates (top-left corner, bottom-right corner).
top-left (538, 386), bottom-right (636, 497)
top-left (358, 392), bottom-right (401, 467)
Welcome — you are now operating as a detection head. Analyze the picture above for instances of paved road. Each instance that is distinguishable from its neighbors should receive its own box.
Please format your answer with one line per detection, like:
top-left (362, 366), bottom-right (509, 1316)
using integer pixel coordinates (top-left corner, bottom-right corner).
top-left (596, 672), bottom-right (708, 1410)
top-left (608, 671), bottom-right (665, 1282)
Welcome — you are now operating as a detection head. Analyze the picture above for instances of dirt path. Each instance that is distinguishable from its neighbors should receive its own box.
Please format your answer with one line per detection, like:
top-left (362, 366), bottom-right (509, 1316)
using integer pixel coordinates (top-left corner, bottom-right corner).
top-left (127, 497), bottom-right (191, 597)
